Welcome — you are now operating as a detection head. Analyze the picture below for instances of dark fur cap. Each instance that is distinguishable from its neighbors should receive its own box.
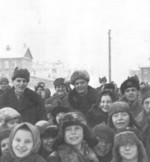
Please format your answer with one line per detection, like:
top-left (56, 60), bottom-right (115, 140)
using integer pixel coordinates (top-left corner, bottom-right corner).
top-left (120, 76), bottom-right (140, 94)
top-left (12, 67), bottom-right (30, 82)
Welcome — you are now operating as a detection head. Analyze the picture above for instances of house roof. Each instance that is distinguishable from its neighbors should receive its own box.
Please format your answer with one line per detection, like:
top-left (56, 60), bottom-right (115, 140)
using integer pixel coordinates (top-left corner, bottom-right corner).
top-left (0, 45), bottom-right (33, 60)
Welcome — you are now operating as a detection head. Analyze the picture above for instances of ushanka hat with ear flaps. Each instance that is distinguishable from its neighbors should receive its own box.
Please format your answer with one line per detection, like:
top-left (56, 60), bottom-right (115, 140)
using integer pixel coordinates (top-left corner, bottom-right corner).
top-left (12, 67), bottom-right (30, 82)
top-left (54, 111), bottom-right (98, 148)
top-left (120, 76), bottom-right (140, 94)
top-left (70, 70), bottom-right (90, 85)
top-left (114, 127), bottom-right (143, 147)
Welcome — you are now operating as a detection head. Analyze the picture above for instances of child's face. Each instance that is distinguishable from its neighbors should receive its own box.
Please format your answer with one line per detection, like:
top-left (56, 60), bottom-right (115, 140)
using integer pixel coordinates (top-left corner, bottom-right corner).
top-left (42, 137), bottom-right (55, 152)
top-left (119, 143), bottom-right (138, 160)
top-left (64, 125), bottom-right (84, 147)
top-left (94, 137), bottom-right (112, 157)
top-left (12, 129), bottom-right (33, 158)
top-left (6, 118), bottom-right (19, 129)
top-left (112, 112), bottom-right (130, 130)
top-left (55, 85), bottom-right (67, 96)
top-left (143, 97), bottom-right (150, 113)
top-left (99, 95), bottom-right (112, 112)
top-left (1, 137), bottom-right (9, 154)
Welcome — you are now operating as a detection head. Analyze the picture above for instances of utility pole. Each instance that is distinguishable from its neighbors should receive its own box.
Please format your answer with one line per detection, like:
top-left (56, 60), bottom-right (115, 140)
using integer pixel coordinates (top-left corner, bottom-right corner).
top-left (108, 29), bottom-right (111, 82)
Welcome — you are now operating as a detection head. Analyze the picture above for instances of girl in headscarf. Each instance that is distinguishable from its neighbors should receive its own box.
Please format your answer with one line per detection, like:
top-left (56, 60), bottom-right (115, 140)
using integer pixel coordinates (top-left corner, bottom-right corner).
top-left (1, 122), bottom-right (46, 162)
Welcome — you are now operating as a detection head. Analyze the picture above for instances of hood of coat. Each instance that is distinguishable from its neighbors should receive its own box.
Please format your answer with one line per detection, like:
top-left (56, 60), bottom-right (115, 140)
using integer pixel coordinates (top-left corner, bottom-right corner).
top-left (9, 122), bottom-right (41, 160)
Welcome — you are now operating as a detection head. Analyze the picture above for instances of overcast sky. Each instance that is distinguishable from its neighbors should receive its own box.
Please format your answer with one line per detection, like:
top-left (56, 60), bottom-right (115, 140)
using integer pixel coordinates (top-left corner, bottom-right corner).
top-left (0, 0), bottom-right (149, 86)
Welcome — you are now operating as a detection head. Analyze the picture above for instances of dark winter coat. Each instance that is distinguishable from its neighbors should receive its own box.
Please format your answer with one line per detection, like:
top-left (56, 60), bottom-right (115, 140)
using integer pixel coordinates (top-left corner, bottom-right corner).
top-left (47, 143), bottom-right (99, 162)
top-left (86, 104), bottom-right (108, 128)
top-left (68, 86), bottom-right (98, 115)
top-left (1, 152), bottom-right (46, 162)
top-left (1, 87), bottom-right (44, 124)
top-left (97, 151), bottom-right (112, 162)
top-left (45, 92), bottom-right (71, 110)
top-left (120, 96), bottom-right (147, 129)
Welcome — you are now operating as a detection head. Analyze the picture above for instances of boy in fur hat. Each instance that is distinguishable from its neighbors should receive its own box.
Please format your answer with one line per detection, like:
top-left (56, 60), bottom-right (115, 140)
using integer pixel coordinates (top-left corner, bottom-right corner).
top-left (47, 111), bottom-right (99, 162)
top-left (111, 127), bottom-right (148, 162)
top-left (68, 70), bottom-right (98, 114)
top-left (1, 122), bottom-right (46, 162)
top-left (1, 67), bottom-right (44, 124)
top-left (92, 123), bottom-right (114, 162)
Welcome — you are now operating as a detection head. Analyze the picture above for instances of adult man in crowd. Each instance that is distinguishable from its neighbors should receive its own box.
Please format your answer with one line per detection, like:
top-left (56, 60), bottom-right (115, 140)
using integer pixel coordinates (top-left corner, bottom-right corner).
top-left (120, 76), bottom-right (146, 128)
top-left (1, 67), bottom-right (44, 124)
top-left (68, 70), bottom-right (98, 115)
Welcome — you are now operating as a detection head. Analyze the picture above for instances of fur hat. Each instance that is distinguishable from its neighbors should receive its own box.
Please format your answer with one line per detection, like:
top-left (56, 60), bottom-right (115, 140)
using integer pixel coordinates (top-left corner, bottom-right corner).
top-left (0, 128), bottom-right (11, 141)
top-left (99, 77), bottom-right (107, 83)
top-left (114, 127), bottom-right (141, 147)
top-left (120, 76), bottom-right (140, 94)
top-left (112, 127), bottom-right (149, 162)
top-left (0, 77), bottom-right (9, 84)
top-left (92, 123), bottom-right (114, 143)
top-left (53, 78), bottom-right (66, 87)
top-left (53, 111), bottom-right (98, 149)
top-left (61, 112), bottom-right (87, 129)
top-left (41, 125), bottom-right (58, 139)
top-left (51, 106), bottom-right (71, 118)
top-left (0, 107), bottom-right (21, 122)
top-left (12, 67), bottom-right (30, 82)
top-left (70, 70), bottom-right (90, 85)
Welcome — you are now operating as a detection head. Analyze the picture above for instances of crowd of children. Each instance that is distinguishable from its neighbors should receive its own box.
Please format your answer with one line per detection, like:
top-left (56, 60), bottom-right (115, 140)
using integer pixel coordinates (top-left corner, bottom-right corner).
top-left (0, 67), bottom-right (150, 162)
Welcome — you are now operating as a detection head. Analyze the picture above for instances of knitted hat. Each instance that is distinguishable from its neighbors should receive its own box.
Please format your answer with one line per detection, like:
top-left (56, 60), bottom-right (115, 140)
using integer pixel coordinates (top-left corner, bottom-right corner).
top-left (108, 101), bottom-right (130, 117)
top-left (108, 101), bottom-right (132, 128)
top-left (0, 128), bottom-right (11, 141)
top-left (120, 76), bottom-right (140, 94)
top-left (99, 77), bottom-right (107, 83)
top-left (0, 107), bottom-right (21, 122)
top-left (92, 123), bottom-right (114, 143)
top-left (12, 67), bottom-right (30, 82)
top-left (41, 125), bottom-right (58, 139)
top-left (70, 70), bottom-right (90, 85)
top-left (53, 78), bottom-right (66, 87)
top-left (0, 77), bottom-right (9, 84)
